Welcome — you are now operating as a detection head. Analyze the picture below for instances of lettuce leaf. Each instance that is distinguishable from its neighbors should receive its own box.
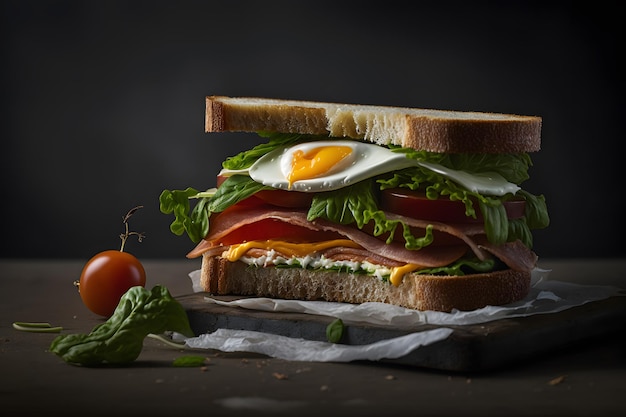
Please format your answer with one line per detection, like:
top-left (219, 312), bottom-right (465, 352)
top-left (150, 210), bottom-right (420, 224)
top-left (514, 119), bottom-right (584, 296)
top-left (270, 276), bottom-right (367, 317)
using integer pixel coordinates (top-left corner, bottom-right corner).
top-left (389, 146), bottom-right (532, 185)
top-left (307, 180), bottom-right (435, 249)
top-left (308, 180), bottom-right (378, 226)
top-left (159, 187), bottom-right (208, 243)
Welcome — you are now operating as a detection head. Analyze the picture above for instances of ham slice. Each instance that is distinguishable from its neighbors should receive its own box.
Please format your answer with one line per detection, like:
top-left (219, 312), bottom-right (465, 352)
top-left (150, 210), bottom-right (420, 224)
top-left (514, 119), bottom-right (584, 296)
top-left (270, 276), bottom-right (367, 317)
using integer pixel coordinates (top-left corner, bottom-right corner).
top-left (187, 206), bottom-right (484, 268)
top-left (308, 217), bottom-right (479, 265)
top-left (480, 240), bottom-right (538, 272)
top-left (321, 245), bottom-right (468, 268)
top-left (187, 207), bottom-right (319, 258)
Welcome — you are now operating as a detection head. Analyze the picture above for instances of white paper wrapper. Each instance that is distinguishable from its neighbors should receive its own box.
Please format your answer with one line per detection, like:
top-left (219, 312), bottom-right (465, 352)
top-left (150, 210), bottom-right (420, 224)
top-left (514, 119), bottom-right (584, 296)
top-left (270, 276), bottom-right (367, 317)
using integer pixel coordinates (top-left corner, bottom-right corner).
top-left (183, 267), bottom-right (624, 362)
top-left (185, 327), bottom-right (454, 362)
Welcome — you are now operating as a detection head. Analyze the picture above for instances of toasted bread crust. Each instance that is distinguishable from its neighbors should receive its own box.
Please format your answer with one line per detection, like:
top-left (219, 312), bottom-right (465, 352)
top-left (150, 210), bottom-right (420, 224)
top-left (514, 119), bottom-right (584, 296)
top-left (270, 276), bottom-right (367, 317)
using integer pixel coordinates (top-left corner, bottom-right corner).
top-left (205, 96), bottom-right (541, 154)
top-left (200, 255), bottom-right (531, 312)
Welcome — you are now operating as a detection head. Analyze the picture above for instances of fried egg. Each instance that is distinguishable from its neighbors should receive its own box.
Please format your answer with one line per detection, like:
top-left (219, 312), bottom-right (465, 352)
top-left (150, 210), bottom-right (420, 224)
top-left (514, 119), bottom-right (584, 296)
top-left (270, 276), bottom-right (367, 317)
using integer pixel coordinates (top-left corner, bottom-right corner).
top-left (249, 140), bottom-right (417, 192)
top-left (218, 140), bottom-right (520, 195)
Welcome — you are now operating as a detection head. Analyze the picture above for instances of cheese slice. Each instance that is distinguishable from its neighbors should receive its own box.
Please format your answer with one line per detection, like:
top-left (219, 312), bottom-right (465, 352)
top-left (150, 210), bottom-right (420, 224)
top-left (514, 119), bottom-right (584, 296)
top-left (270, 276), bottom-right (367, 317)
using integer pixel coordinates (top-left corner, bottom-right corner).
top-left (225, 239), bottom-right (360, 261)
top-left (225, 239), bottom-right (422, 286)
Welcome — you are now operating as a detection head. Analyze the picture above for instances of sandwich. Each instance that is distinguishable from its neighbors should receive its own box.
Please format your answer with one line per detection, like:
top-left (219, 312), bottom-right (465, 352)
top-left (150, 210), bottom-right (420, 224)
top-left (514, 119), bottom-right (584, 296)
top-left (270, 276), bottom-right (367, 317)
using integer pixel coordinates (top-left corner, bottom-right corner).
top-left (160, 96), bottom-right (549, 312)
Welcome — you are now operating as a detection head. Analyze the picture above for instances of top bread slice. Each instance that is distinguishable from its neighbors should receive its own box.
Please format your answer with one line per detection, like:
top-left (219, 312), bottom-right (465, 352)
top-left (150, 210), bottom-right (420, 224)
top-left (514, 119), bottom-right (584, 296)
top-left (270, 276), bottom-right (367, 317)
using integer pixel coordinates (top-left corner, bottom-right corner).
top-left (205, 96), bottom-right (542, 154)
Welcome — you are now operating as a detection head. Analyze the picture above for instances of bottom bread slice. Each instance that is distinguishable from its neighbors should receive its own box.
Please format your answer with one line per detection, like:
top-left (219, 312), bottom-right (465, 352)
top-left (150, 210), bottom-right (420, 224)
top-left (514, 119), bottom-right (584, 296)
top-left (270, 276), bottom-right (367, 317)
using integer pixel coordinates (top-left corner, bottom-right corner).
top-left (200, 255), bottom-right (531, 312)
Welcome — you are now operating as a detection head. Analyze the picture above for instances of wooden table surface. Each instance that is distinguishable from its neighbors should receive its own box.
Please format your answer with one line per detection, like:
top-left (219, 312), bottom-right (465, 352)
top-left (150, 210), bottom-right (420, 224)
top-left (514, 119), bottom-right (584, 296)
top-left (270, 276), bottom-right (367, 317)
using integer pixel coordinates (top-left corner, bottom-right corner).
top-left (1, 258), bottom-right (625, 417)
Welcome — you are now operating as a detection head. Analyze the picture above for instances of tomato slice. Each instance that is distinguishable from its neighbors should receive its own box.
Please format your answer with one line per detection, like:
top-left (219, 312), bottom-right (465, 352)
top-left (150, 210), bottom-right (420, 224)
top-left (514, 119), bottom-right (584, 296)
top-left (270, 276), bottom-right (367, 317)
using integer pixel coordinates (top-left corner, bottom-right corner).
top-left (217, 175), bottom-right (313, 208)
top-left (379, 188), bottom-right (525, 223)
top-left (211, 217), bottom-right (342, 246)
top-left (253, 189), bottom-right (313, 208)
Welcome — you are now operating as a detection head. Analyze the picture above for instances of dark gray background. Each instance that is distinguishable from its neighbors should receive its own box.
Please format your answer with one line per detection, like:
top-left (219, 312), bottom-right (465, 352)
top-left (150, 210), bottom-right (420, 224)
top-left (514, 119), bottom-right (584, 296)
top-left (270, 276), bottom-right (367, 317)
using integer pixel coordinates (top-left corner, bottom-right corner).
top-left (2, 0), bottom-right (624, 260)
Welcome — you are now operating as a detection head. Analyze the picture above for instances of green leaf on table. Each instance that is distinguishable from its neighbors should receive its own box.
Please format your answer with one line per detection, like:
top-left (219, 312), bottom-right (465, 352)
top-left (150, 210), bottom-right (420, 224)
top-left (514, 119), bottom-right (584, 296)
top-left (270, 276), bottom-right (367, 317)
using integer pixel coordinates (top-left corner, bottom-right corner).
top-left (326, 318), bottom-right (345, 343)
top-left (49, 285), bottom-right (194, 366)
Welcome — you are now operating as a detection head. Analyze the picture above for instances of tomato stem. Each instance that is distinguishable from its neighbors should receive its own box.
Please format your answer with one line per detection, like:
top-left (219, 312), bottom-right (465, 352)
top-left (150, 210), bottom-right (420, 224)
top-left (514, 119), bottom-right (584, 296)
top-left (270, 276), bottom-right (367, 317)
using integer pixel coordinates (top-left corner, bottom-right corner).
top-left (13, 322), bottom-right (63, 333)
top-left (119, 206), bottom-right (146, 252)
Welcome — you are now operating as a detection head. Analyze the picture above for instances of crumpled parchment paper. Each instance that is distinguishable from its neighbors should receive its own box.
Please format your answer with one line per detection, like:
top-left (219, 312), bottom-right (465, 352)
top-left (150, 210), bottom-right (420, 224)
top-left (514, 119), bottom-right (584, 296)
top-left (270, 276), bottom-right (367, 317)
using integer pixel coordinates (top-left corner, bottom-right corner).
top-left (182, 268), bottom-right (624, 362)
top-left (185, 327), bottom-right (454, 362)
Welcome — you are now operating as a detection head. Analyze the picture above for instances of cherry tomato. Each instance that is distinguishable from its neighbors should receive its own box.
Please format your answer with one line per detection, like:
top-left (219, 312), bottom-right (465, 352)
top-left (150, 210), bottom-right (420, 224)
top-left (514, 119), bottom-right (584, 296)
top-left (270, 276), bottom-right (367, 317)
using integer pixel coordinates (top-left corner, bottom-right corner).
top-left (78, 250), bottom-right (146, 317)
top-left (379, 188), bottom-right (525, 223)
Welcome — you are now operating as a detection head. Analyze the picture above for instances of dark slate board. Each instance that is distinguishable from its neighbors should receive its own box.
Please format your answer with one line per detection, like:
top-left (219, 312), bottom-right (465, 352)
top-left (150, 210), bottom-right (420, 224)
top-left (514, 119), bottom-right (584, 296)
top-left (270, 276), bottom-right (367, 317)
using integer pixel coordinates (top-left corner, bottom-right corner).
top-left (179, 294), bottom-right (626, 372)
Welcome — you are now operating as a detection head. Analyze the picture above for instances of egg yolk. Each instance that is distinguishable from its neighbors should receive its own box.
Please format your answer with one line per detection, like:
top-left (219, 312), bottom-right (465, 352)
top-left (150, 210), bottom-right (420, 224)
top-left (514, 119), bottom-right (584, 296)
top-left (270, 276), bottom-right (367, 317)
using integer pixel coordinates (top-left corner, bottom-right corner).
top-left (287, 146), bottom-right (353, 187)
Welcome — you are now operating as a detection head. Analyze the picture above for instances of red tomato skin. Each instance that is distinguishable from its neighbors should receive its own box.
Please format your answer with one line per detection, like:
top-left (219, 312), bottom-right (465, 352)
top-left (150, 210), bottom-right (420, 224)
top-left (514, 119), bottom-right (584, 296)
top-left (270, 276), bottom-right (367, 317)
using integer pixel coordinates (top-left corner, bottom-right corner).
top-left (380, 189), bottom-right (525, 223)
top-left (210, 217), bottom-right (343, 246)
top-left (78, 250), bottom-right (146, 317)
top-left (254, 189), bottom-right (313, 208)
top-left (217, 175), bottom-right (313, 208)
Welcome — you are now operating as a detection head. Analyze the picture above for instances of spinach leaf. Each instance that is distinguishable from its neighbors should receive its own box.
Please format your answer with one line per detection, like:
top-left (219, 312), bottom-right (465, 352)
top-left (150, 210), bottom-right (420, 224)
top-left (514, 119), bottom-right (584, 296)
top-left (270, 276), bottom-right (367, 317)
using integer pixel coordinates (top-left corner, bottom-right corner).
top-left (326, 318), bottom-right (345, 343)
top-left (518, 189), bottom-right (550, 230)
top-left (208, 175), bottom-right (271, 212)
top-left (49, 285), bottom-right (194, 366)
top-left (172, 355), bottom-right (208, 367)
top-left (479, 198), bottom-right (509, 246)
top-left (222, 132), bottom-right (325, 170)
top-left (415, 257), bottom-right (496, 276)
